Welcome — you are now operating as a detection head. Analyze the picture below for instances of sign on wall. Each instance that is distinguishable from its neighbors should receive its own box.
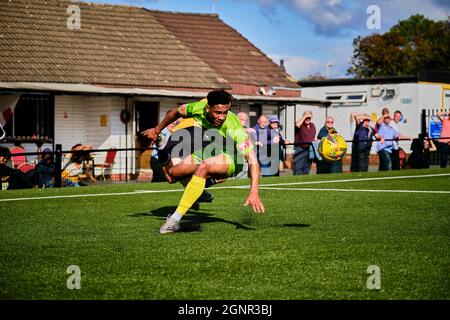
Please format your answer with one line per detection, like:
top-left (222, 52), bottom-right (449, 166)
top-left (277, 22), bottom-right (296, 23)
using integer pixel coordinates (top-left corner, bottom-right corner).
top-left (100, 115), bottom-right (108, 127)
top-left (429, 116), bottom-right (442, 139)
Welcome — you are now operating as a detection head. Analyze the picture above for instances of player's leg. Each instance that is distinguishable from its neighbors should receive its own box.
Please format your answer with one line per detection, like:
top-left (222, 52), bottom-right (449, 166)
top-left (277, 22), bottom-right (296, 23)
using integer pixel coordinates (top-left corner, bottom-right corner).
top-left (166, 155), bottom-right (198, 180)
top-left (159, 153), bottom-right (232, 234)
top-left (160, 152), bottom-right (216, 211)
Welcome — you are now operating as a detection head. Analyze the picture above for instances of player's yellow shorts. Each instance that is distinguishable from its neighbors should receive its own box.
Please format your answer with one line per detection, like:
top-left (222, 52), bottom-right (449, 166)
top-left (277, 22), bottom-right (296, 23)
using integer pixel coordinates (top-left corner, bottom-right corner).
top-left (168, 118), bottom-right (245, 177)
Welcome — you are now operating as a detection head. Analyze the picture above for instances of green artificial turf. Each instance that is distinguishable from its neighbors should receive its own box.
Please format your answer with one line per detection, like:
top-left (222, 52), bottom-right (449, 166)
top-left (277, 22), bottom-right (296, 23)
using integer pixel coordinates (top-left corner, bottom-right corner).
top-left (0, 168), bottom-right (449, 299)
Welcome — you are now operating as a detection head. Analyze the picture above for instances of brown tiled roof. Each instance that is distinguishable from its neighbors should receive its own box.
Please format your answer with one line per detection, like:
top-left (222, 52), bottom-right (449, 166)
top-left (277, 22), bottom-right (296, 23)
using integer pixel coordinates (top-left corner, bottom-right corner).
top-left (152, 10), bottom-right (299, 89)
top-left (0, 0), bottom-right (298, 92)
top-left (0, 0), bottom-right (227, 89)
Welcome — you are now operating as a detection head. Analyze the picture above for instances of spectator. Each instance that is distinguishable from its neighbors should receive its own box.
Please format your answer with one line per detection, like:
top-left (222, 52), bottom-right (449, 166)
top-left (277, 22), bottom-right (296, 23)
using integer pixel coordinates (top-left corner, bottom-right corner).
top-left (262, 115), bottom-right (289, 176)
top-left (236, 112), bottom-right (255, 178)
top-left (437, 111), bottom-right (450, 168)
top-left (62, 144), bottom-right (96, 187)
top-left (317, 116), bottom-right (343, 174)
top-left (350, 112), bottom-right (372, 172)
top-left (0, 146), bottom-right (33, 190)
top-left (252, 115), bottom-right (268, 148)
top-left (389, 110), bottom-right (412, 170)
top-left (293, 111), bottom-right (316, 175)
top-left (35, 148), bottom-right (55, 188)
top-left (253, 115), bottom-right (270, 173)
top-left (350, 112), bottom-right (372, 138)
top-left (351, 115), bottom-right (383, 172)
top-left (407, 134), bottom-right (437, 169)
top-left (376, 113), bottom-right (399, 171)
top-left (238, 112), bottom-right (248, 128)
top-left (238, 112), bottom-right (257, 144)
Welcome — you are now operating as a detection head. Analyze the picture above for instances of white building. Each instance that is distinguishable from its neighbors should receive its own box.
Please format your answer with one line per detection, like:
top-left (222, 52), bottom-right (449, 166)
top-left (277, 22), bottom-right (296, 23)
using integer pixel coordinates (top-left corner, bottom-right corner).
top-left (283, 70), bottom-right (450, 154)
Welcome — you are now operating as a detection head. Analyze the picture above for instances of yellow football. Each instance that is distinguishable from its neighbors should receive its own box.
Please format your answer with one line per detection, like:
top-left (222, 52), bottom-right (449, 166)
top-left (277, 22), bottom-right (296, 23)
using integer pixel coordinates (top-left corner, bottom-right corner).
top-left (318, 133), bottom-right (347, 162)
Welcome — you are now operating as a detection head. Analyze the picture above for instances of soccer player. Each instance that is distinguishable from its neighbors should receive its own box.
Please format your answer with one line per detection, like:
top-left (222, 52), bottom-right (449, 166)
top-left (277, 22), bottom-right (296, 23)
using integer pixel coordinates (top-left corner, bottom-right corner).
top-left (142, 90), bottom-right (265, 234)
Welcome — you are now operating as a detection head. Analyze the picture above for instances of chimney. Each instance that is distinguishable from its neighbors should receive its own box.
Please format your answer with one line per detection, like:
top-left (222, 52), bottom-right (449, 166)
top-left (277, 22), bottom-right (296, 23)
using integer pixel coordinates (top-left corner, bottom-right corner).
top-left (280, 59), bottom-right (286, 72)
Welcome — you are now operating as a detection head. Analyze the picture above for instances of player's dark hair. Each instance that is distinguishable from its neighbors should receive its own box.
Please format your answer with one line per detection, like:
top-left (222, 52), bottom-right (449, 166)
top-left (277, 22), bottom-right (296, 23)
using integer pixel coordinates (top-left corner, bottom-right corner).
top-left (207, 90), bottom-right (232, 106)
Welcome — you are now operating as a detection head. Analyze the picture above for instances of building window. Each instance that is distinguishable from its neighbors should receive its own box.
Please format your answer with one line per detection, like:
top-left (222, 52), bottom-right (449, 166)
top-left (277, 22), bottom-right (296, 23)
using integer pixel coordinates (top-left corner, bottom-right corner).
top-left (325, 92), bottom-right (367, 106)
top-left (347, 94), bottom-right (365, 101)
top-left (3, 94), bottom-right (54, 140)
top-left (326, 95), bottom-right (343, 101)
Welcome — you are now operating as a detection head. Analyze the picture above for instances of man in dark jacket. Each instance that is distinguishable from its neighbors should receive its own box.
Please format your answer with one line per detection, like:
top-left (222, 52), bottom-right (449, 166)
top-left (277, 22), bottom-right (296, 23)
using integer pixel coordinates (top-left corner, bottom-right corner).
top-left (35, 148), bottom-right (55, 188)
top-left (351, 116), bottom-right (383, 172)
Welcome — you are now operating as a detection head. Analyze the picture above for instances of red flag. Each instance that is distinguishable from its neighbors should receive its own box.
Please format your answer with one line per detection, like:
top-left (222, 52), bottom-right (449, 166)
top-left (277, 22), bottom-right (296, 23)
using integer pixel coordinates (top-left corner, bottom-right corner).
top-left (0, 95), bottom-right (20, 127)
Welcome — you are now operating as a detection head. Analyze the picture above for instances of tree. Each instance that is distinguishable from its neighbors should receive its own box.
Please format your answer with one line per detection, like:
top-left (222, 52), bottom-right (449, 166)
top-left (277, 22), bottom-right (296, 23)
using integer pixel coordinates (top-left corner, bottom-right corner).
top-left (303, 73), bottom-right (326, 80)
top-left (348, 15), bottom-right (450, 77)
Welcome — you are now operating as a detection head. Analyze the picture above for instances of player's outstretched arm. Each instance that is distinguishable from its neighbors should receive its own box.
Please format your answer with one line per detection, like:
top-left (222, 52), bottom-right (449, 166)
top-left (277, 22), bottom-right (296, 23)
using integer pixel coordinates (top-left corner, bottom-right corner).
top-left (141, 108), bottom-right (181, 143)
top-left (244, 149), bottom-right (265, 213)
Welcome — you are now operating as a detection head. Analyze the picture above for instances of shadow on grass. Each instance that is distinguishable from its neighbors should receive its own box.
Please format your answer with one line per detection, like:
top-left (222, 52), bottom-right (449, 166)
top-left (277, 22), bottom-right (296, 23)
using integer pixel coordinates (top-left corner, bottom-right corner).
top-left (129, 206), bottom-right (255, 232)
top-left (282, 223), bottom-right (311, 228)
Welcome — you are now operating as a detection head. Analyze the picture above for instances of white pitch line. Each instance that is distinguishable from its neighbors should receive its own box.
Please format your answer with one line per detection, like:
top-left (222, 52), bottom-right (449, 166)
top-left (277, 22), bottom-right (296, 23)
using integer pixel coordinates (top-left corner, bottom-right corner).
top-left (0, 172), bottom-right (449, 202)
top-left (0, 189), bottom-right (185, 202)
top-left (255, 173), bottom-right (450, 188)
top-left (258, 187), bottom-right (450, 194)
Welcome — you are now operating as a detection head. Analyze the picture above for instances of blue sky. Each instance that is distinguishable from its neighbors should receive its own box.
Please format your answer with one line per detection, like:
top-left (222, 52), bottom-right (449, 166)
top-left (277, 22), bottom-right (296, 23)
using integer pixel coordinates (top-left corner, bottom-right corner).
top-left (86, 0), bottom-right (449, 80)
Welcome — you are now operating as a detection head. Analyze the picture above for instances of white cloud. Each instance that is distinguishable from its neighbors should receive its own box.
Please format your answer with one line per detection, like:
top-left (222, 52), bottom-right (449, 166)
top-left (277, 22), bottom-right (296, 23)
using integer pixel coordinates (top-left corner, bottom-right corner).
top-left (251, 0), bottom-right (450, 36)
top-left (269, 42), bottom-right (354, 80)
top-left (269, 54), bottom-right (324, 79)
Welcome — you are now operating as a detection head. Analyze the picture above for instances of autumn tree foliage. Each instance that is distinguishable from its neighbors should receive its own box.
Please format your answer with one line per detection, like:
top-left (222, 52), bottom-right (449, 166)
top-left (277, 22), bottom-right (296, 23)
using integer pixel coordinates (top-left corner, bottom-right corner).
top-left (348, 15), bottom-right (450, 77)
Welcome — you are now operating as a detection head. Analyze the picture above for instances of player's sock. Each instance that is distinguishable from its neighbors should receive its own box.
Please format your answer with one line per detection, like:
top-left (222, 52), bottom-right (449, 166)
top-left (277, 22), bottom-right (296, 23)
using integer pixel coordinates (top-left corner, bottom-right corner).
top-left (170, 212), bottom-right (183, 222)
top-left (182, 177), bottom-right (216, 190)
top-left (175, 175), bottom-right (206, 215)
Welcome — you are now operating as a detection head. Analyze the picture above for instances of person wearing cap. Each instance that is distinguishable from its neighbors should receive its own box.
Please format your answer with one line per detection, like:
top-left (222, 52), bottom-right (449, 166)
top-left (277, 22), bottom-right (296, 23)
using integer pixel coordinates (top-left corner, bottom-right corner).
top-left (35, 148), bottom-right (55, 188)
top-left (350, 112), bottom-right (372, 172)
top-left (317, 116), bottom-right (342, 174)
top-left (351, 114), bottom-right (384, 172)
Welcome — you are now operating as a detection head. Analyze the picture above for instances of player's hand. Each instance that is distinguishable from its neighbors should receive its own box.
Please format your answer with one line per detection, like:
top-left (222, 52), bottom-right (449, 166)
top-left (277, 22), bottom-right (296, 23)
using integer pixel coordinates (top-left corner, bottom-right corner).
top-left (141, 128), bottom-right (159, 143)
top-left (244, 192), bottom-right (265, 213)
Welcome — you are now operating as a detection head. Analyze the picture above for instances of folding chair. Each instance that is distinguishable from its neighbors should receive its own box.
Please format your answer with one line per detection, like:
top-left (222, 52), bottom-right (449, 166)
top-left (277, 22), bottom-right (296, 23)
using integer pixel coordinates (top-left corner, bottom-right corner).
top-left (94, 149), bottom-right (117, 180)
top-left (17, 162), bottom-right (36, 174)
top-left (10, 146), bottom-right (26, 168)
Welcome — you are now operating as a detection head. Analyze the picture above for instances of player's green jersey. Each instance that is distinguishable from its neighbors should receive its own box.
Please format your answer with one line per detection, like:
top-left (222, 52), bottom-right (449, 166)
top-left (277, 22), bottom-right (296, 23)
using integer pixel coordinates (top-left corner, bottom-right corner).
top-left (178, 99), bottom-right (253, 156)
